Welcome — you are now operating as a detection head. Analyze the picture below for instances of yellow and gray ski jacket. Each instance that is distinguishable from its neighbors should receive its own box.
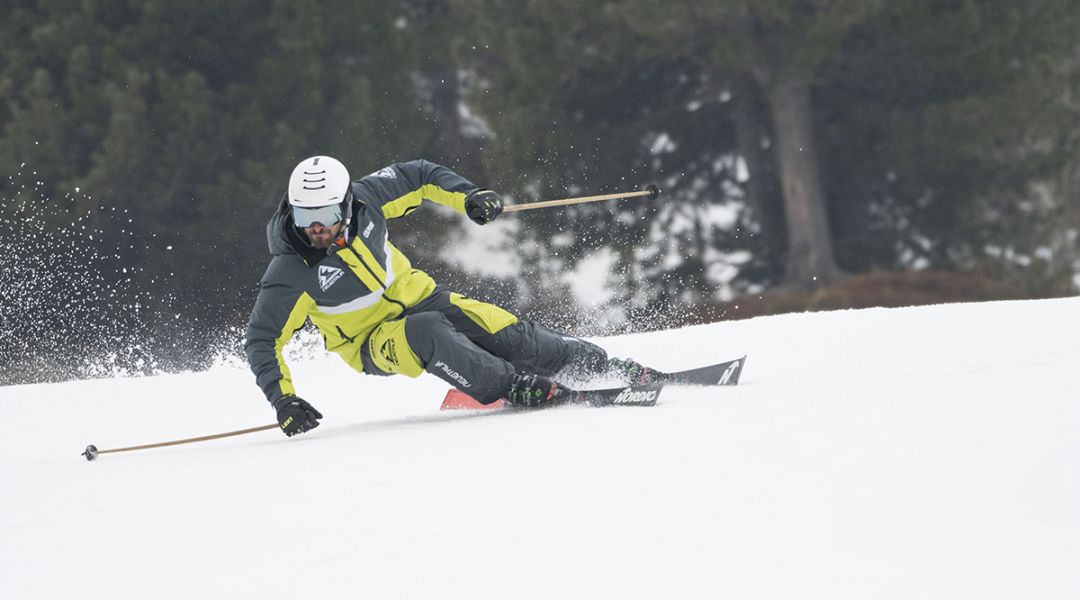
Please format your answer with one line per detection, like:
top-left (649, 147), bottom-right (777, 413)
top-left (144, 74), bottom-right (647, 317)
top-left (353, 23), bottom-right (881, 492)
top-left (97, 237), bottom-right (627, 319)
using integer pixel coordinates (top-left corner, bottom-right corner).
top-left (244, 160), bottom-right (477, 406)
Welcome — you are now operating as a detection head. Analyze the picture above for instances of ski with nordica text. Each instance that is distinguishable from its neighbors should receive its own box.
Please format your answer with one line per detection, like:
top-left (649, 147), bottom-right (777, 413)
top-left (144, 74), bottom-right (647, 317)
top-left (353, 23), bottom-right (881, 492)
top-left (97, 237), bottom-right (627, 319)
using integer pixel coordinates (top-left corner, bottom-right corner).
top-left (440, 382), bottom-right (664, 411)
top-left (439, 356), bottom-right (746, 411)
top-left (562, 382), bottom-right (664, 407)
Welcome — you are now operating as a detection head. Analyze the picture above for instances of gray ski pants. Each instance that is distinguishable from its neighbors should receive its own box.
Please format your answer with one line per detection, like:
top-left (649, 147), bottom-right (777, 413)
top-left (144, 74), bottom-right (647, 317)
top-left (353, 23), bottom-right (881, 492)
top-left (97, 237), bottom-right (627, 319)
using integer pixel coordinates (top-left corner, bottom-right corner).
top-left (359, 288), bottom-right (608, 403)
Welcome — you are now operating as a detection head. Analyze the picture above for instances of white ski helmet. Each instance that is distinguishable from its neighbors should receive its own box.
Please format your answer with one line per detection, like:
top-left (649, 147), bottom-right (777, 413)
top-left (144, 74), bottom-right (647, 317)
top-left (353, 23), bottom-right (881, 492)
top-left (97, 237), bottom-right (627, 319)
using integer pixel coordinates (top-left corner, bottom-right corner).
top-left (288, 155), bottom-right (352, 227)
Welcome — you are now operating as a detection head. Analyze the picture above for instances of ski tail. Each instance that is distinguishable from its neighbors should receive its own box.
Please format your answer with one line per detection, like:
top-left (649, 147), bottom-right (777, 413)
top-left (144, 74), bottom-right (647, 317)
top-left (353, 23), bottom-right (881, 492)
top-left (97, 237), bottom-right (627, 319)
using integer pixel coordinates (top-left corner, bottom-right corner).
top-left (441, 390), bottom-right (503, 410)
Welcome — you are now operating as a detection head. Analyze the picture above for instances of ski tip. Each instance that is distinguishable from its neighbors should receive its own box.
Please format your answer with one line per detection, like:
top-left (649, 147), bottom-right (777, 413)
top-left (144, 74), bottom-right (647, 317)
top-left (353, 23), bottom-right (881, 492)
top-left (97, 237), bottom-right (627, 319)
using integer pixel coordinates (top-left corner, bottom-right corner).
top-left (725, 356), bottom-right (747, 386)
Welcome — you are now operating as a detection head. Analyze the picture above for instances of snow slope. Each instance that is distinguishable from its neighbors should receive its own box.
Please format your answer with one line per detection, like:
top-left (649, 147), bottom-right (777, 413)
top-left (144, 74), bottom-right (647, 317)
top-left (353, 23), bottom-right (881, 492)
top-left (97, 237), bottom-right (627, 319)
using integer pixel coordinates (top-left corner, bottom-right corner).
top-left (1, 298), bottom-right (1078, 599)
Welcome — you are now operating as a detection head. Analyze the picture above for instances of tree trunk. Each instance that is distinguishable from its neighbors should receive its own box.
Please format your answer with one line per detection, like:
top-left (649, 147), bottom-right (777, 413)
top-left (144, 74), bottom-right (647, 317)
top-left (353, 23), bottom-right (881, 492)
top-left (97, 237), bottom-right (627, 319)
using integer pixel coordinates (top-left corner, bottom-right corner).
top-left (426, 65), bottom-right (486, 181)
top-left (732, 73), bottom-right (784, 275)
top-left (411, 0), bottom-right (485, 178)
top-left (764, 77), bottom-right (844, 289)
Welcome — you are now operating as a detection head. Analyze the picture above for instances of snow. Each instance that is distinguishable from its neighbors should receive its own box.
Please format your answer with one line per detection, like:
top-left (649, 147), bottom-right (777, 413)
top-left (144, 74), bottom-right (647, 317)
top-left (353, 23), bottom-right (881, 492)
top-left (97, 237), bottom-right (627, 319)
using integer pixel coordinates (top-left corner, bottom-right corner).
top-left (2, 297), bottom-right (1078, 599)
top-left (563, 246), bottom-right (617, 309)
top-left (450, 216), bottom-right (520, 277)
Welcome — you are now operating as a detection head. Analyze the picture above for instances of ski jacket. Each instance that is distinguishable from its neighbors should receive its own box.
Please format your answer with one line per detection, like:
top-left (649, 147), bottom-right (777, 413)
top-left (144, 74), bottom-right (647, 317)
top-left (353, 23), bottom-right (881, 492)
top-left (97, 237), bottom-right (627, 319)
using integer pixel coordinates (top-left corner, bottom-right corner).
top-left (244, 160), bottom-right (478, 406)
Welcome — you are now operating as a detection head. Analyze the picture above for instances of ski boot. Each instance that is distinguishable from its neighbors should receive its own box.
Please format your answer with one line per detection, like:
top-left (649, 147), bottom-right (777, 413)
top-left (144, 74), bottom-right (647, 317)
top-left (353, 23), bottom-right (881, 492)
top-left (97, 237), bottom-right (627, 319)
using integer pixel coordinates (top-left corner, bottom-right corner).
top-left (505, 372), bottom-right (570, 408)
top-left (607, 357), bottom-right (669, 385)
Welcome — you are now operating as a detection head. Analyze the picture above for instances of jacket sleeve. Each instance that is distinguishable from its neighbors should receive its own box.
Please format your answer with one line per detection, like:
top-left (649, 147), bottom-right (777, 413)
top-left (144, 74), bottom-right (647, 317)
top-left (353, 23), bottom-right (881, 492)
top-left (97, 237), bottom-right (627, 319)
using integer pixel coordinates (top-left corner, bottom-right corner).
top-left (244, 267), bottom-right (316, 406)
top-left (373, 159), bottom-right (479, 220)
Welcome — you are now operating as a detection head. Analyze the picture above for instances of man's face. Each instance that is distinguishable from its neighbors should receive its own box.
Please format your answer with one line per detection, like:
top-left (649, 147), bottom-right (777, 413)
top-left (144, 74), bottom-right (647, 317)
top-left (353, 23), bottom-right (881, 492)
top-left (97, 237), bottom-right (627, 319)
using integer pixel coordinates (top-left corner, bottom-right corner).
top-left (304, 221), bottom-right (345, 249)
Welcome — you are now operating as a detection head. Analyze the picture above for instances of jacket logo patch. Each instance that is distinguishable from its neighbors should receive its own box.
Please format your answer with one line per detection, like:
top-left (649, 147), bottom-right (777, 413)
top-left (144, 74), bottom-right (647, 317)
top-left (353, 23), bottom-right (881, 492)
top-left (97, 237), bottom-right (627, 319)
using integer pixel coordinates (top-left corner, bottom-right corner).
top-left (369, 167), bottom-right (397, 180)
top-left (318, 265), bottom-right (345, 291)
top-left (362, 221), bottom-right (375, 238)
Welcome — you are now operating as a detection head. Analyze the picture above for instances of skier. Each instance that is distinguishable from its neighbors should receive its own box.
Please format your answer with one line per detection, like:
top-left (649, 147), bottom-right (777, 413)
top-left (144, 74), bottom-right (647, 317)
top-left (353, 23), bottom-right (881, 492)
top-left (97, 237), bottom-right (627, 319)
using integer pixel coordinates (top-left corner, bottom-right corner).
top-left (245, 156), bottom-right (665, 436)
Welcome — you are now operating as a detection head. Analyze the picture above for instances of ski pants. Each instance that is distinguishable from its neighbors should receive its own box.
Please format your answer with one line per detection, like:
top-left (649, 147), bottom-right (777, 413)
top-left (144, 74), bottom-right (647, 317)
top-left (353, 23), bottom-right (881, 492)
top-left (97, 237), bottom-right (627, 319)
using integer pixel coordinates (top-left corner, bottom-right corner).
top-left (359, 287), bottom-right (607, 403)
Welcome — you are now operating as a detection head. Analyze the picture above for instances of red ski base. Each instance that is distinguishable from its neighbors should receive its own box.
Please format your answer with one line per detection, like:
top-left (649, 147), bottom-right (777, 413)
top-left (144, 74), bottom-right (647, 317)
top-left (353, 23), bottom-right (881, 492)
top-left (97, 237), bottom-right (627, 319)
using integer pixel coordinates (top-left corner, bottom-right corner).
top-left (441, 390), bottom-right (505, 410)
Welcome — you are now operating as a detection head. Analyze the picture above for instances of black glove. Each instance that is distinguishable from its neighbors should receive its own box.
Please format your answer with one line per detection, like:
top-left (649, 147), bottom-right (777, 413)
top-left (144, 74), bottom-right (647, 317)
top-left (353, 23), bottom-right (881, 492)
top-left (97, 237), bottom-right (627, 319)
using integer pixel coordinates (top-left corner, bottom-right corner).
top-left (273, 396), bottom-right (323, 437)
top-left (465, 189), bottom-right (504, 225)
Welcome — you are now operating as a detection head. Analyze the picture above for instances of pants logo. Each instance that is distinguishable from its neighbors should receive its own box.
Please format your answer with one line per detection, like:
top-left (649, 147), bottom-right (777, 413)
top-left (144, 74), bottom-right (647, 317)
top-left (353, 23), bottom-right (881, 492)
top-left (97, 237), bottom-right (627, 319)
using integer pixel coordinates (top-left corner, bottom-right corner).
top-left (434, 360), bottom-right (471, 388)
top-left (380, 339), bottom-right (399, 366)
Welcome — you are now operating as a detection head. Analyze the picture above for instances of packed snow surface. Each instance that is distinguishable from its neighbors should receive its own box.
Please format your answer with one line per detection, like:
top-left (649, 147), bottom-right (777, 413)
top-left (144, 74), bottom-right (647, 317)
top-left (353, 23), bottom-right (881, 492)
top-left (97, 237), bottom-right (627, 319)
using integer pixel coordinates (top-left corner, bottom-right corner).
top-left (2, 298), bottom-right (1078, 599)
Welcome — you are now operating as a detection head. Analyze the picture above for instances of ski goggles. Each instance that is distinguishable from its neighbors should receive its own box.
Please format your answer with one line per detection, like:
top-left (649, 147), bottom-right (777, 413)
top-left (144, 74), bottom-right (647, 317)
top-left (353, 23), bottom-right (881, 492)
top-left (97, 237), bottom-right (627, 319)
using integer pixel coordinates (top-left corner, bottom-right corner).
top-left (292, 203), bottom-right (343, 228)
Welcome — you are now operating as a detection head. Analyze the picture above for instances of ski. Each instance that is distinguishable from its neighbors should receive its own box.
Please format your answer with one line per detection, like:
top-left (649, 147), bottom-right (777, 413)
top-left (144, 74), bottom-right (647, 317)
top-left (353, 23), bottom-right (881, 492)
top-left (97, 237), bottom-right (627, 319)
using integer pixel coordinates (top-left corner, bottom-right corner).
top-left (441, 382), bottom-right (664, 411)
top-left (567, 382), bottom-right (664, 408)
top-left (439, 355), bottom-right (745, 411)
top-left (665, 355), bottom-right (747, 386)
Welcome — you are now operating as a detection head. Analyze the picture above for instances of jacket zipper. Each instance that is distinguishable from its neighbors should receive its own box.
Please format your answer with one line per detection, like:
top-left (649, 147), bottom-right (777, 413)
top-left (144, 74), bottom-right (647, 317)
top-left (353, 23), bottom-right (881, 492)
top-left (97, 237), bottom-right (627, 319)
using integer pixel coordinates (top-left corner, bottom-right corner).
top-left (342, 244), bottom-right (408, 312)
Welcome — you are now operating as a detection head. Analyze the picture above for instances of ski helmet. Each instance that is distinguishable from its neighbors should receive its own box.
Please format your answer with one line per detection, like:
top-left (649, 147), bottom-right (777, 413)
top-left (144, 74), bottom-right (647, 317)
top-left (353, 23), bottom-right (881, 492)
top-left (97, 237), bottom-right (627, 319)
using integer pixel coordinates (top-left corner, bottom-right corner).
top-left (288, 156), bottom-right (352, 227)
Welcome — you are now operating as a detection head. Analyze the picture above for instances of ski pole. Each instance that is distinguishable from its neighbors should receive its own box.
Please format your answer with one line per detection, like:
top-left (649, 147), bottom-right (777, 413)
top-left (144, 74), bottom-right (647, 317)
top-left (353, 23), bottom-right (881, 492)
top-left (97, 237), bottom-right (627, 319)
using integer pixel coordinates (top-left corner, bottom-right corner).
top-left (502, 184), bottom-right (661, 213)
top-left (82, 423), bottom-right (279, 461)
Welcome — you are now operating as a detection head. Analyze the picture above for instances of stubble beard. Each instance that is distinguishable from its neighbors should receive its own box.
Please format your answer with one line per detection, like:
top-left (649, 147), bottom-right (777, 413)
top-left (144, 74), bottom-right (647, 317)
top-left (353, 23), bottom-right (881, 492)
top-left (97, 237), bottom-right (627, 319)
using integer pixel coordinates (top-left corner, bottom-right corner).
top-left (305, 223), bottom-right (343, 249)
